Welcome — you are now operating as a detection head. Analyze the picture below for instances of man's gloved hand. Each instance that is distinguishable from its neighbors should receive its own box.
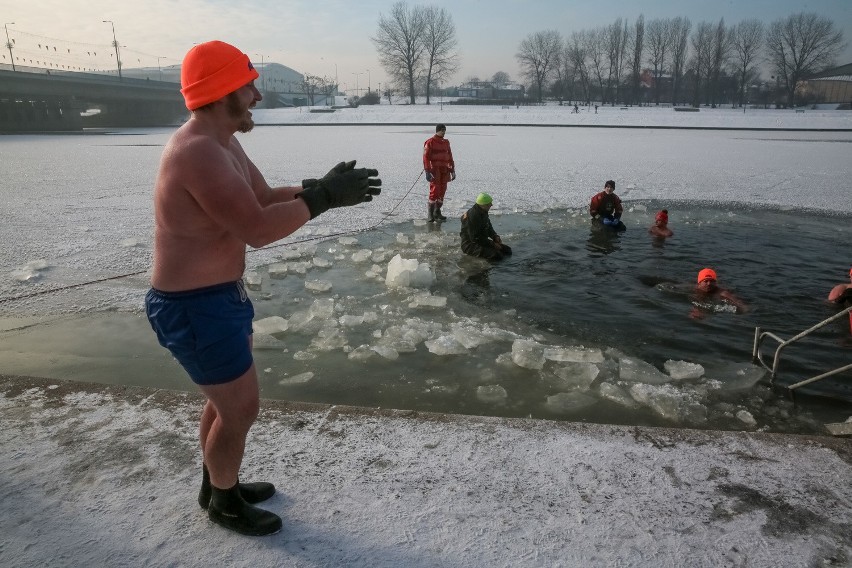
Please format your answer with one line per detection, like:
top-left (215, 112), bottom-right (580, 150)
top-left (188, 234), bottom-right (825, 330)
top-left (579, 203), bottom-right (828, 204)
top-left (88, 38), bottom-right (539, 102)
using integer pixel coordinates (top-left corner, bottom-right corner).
top-left (297, 160), bottom-right (381, 219)
top-left (450, 170), bottom-right (456, 181)
top-left (301, 160), bottom-right (357, 189)
top-left (425, 170), bottom-right (434, 182)
top-left (602, 216), bottom-right (615, 226)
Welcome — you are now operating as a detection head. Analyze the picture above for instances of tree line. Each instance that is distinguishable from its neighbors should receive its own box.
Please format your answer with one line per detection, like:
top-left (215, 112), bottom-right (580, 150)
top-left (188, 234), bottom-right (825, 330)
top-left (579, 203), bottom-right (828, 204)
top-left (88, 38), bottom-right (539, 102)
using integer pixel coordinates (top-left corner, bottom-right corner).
top-left (517, 12), bottom-right (845, 107)
top-left (372, 3), bottom-right (846, 107)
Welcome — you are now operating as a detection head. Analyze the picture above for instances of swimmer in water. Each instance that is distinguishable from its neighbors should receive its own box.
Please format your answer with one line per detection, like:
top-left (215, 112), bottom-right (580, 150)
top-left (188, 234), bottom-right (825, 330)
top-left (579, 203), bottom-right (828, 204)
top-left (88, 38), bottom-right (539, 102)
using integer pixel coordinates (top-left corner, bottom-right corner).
top-left (827, 267), bottom-right (852, 304)
top-left (648, 209), bottom-right (673, 238)
top-left (827, 267), bottom-right (852, 333)
top-left (690, 267), bottom-right (748, 318)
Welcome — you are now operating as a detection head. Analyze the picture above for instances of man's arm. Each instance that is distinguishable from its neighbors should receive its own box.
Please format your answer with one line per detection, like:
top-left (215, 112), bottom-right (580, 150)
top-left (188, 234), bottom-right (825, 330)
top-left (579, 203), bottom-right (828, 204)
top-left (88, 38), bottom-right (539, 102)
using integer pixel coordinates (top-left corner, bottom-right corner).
top-left (179, 137), bottom-right (311, 248)
top-left (589, 193), bottom-right (600, 217)
top-left (423, 139), bottom-right (432, 171)
top-left (246, 159), bottom-right (303, 206)
top-left (828, 283), bottom-right (852, 303)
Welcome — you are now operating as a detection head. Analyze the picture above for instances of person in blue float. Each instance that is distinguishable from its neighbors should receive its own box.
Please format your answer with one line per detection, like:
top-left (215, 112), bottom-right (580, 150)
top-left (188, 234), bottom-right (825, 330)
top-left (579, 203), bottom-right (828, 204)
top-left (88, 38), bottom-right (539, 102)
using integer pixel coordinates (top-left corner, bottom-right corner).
top-left (589, 180), bottom-right (626, 232)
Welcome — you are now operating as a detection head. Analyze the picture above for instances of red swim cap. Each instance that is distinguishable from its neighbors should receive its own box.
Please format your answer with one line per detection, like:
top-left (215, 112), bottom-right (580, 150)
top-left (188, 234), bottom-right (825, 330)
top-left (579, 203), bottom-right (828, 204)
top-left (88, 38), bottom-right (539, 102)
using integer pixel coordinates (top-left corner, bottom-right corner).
top-left (180, 40), bottom-right (259, 110)
top-left (655, 210), bottom-right (668, 224)
top-left (697, 268), bottom-right (717, 283)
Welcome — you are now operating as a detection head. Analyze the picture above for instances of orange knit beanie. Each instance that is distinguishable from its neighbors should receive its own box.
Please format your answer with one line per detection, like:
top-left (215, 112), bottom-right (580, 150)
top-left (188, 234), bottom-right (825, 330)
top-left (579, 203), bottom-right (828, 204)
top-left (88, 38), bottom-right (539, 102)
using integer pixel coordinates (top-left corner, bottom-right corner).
top-left (180, 40), bottom-right (259, 110)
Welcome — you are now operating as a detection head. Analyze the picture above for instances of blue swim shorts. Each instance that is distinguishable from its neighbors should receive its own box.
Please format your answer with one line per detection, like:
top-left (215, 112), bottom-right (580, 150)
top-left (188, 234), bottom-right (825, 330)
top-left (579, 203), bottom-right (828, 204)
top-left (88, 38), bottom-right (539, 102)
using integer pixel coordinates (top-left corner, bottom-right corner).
top-left (145, 280), bottom-right (254, 385)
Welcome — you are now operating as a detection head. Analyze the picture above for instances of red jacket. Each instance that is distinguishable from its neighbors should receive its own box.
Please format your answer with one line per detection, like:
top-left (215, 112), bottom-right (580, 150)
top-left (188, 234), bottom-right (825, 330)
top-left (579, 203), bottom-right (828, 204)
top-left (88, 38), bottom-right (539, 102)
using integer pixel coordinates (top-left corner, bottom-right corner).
top-left (423, 135), bottom-right (454, 172)
top-left (589, 191), bottom-right (623, 217)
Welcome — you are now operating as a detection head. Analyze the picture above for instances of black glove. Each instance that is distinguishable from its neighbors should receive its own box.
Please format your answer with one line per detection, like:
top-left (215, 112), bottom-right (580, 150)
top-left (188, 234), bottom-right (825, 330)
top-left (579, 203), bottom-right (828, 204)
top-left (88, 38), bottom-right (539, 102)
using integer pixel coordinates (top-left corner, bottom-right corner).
top-left (450, 170), bottom-right (456, 181)
top-left (297, 160), bottom-right (381, 219)
top-left (425, 170), bottom-right (434, 182)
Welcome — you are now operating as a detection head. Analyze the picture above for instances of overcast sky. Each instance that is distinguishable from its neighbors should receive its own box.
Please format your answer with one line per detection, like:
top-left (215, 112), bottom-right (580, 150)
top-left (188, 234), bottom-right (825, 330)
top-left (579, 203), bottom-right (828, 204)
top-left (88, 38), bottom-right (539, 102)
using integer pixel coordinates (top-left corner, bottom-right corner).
top-left (3, 0), bottom-right (850, 90)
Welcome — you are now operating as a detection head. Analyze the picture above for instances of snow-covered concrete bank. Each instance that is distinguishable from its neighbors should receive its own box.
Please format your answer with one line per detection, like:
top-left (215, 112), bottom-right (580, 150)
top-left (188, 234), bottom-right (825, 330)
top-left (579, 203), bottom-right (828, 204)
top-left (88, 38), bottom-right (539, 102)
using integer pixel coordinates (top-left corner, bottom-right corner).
top-left (1, 374), bottom-right (850, 567)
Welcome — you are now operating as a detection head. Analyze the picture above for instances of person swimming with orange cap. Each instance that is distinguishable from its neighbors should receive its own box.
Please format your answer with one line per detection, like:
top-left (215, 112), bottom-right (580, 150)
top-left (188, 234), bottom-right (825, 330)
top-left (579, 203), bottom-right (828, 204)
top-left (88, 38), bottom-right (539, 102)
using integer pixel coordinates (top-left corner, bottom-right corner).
top-left (648, 209), bottom-right (673, 238)
top-left (145, 40), bottom-right (381, 536)
top-left (691, 267), bottom-right (749, 318)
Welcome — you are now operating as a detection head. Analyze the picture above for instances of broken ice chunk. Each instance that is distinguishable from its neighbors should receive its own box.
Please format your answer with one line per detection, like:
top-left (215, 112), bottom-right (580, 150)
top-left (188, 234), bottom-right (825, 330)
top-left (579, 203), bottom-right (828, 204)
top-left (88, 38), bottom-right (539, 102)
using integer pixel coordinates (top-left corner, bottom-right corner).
top-left (252, 316), bottom-right (289, 335)
top-left (545, 391), bottom-right (597, 413)
top-left (385, 254), bottom-right (435, 289)
top-left (425, 335), bottom-right (468, 355)
top-left (477, 385), bottom-right (507, 403)
top-left (511, 339), bottom-right (546, 370)
top-left (663, 360), bottom-right (704, 380)
top-left (305, 280), bottom-right (333, 292)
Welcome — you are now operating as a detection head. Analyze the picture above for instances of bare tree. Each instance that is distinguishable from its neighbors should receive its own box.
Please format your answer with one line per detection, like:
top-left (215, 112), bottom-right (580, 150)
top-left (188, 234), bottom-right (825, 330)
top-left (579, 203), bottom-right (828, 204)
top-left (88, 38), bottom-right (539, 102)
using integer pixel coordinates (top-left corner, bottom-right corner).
top-left (300, 73), bottom-right (325, 106)
top-left (765, 12), bottom-right (846, 106)
top-left (586, 28), bottom-right (608, 104)
top-left (689, 21), bottom-right (714, 106)
top-left (604, 18), bottom-right (629, 105)
top-left (646, 18), bottom-right (671, 105)
top-left (568, 31), bottom-right (591, 104)
top-left (422, 5), bottom-right (459, 104)
top-left (731, 19), bottom-right (764, 107)
top-left (491, 71), bottom-right (511, 87)
top-left (516, 30), bottom-right (562, 102)
top-left (629, 15), bottom-right (645, 105)
top-left (372, 2), bottom-right (427, 104)
top-left (707, 19), bottom-right (733, 107)
top-left (670, 17), bottom-right (691, 105)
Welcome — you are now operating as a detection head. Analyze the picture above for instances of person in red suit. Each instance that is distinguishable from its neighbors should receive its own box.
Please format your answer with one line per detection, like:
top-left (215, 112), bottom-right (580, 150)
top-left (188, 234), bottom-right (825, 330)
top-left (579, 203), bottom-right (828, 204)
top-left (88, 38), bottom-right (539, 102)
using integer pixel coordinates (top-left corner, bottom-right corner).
top-left (589, 179), bottom-right (624, 231)
top-left (423, 123), bottom-right (455, 222)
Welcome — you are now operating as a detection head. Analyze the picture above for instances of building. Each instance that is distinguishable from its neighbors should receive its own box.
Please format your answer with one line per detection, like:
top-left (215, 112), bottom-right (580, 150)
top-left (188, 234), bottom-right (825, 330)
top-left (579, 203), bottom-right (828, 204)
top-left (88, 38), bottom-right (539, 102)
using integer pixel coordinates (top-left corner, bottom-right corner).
top-left (796, 62), bottom-right (852, 107)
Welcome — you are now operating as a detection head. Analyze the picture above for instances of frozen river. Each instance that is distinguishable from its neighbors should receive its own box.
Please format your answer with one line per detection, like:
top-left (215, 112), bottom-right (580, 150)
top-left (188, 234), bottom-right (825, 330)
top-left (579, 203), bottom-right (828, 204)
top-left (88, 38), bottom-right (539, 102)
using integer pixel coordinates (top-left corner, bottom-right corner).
top-left (1, 115), bottom-right (850, 433)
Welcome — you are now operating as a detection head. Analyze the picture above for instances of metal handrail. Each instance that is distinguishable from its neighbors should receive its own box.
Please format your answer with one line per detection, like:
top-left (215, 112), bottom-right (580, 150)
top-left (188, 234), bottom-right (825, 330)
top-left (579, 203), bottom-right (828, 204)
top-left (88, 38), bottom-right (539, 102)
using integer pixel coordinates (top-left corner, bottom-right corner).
top-left (752, 305), bottom-right (852, 391)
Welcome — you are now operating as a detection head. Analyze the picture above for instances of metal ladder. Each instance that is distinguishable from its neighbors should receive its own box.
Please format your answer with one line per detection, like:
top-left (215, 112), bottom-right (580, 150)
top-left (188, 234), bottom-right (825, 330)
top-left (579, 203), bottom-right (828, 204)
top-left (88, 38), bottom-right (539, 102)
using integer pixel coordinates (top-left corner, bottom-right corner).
top-left (752, 305), bottom-right (852, 393)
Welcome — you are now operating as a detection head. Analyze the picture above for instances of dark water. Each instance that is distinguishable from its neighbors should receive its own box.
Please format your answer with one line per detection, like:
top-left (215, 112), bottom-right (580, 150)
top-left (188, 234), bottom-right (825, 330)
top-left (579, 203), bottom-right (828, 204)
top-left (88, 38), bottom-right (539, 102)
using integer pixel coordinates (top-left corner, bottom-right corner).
top-left (452, 201), bottom-right (852, 402)
top-left (0, 200), bottom-right (848, 434)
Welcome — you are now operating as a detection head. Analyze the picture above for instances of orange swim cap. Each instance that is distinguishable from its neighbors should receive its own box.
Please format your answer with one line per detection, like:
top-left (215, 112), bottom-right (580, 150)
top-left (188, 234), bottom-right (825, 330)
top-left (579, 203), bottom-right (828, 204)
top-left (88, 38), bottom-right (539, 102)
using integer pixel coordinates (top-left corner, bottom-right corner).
top-left (180, 40), bottom-right (259, 110)
top-left (697, 268), bottom-right (717, 283)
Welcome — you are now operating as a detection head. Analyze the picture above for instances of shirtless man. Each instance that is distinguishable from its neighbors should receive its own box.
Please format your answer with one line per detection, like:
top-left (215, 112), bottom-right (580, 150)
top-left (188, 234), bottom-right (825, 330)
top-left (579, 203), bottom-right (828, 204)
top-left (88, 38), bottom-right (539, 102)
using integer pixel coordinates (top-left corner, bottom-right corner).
top-left (691, 267), bottom-right (748, 318)
top-left (144, 41), bottom-right (380, 536)
top-left (648, 209), bottom-right (673, 238)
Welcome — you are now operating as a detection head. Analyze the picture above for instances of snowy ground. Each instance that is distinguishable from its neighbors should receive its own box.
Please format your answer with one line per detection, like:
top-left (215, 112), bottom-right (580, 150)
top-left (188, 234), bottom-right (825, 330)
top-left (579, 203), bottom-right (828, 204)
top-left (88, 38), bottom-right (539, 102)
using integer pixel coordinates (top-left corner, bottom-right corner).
top-left (1, 106), bottom-right (851, 566)
top-left (2, 374), bottom-right (850, 567)
top-left (252, 101), bottom-right (852, 130)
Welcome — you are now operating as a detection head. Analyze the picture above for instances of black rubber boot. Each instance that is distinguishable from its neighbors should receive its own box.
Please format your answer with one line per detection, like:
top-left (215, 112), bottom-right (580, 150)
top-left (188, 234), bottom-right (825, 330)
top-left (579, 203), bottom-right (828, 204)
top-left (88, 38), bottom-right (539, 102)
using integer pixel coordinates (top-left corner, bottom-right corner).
top-left (199, 464), bottom-right (276, 510)
top-left (208, 483), bottom-right (283, 536)
top-left (434, 206), bottom-right (447, 221)
top-left (427, 203), bottom-right (436, 222)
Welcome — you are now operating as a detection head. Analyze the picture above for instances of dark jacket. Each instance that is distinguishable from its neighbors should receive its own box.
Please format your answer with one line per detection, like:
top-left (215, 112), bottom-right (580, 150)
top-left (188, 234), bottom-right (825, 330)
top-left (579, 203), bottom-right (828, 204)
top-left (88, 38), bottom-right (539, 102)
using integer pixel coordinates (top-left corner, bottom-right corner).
top-left (461, 204), bottom-right (497, 248)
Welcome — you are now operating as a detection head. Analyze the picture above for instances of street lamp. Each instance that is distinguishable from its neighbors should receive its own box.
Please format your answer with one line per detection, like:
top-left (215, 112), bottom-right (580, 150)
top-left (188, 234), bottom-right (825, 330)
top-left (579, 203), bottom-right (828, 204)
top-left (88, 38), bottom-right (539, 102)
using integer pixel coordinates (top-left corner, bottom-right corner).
top-left (366, 69), bottom-right (370, 93)
top-left (351, 72), bottom-right (363, 96)
top-left (157, 56), bottom-right (164, 81)
top-left (4, 22), bottom-right (15, 72)
top-left (102, 20), bottom-right (122, 80)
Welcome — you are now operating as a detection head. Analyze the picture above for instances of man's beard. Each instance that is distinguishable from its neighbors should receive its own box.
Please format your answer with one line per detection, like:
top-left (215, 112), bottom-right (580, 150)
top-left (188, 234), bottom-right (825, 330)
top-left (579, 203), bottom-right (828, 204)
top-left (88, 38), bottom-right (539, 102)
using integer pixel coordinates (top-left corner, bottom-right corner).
top-left (226, 93), bottom-right (254, 133)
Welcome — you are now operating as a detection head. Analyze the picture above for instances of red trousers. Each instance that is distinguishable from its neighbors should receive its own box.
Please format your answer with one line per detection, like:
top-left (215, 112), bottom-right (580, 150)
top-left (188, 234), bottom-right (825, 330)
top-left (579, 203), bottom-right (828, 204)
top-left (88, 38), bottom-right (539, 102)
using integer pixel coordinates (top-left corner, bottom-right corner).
top-left (428, 167), bottom-right (451, 205)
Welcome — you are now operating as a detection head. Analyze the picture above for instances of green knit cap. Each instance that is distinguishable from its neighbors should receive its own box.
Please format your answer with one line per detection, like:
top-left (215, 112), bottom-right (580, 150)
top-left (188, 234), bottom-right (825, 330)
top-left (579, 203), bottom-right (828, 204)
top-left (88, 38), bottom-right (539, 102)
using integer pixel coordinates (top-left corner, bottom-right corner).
top-left (475, 192), bottom-right (493, 205)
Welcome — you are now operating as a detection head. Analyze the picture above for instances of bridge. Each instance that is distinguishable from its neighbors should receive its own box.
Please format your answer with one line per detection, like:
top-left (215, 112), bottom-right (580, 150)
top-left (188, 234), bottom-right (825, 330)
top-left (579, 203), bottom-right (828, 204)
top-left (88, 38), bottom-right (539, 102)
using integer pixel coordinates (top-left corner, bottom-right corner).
top-left (0, 67), bottom-right (187, 132)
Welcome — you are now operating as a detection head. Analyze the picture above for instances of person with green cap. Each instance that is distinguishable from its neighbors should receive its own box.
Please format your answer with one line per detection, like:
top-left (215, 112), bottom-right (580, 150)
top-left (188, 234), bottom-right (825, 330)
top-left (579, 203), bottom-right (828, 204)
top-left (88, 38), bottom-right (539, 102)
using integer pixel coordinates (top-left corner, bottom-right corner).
top-left (460, 193), bottom-right (512, 260)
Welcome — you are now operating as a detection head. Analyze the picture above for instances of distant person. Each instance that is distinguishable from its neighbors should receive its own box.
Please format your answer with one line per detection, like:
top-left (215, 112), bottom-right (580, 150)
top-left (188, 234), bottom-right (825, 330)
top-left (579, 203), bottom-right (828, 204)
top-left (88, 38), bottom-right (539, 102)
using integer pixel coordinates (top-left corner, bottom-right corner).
top-left (691, 268), bottom-right (748, 318)
top-left (649, 209), bottom-right (673, 237)
top-left (145, 40), bottom-right (381, 536)
top-left (423, 123), bottom-right (455, 222)
top-left (573, 104), bottom-right (579, 114)
top-left (460, 193), bottom-right (512, 260)
top-left (589, 180), bottom-right (625, 232)
top-left (828, 267), bottom-right (852, 333)
top-left (828, 267), bottom-right (852, 304)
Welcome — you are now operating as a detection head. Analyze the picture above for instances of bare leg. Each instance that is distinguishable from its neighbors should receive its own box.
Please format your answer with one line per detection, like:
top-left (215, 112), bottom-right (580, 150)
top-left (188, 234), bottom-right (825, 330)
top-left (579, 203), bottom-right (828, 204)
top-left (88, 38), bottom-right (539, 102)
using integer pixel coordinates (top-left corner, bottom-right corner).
top-left (198, 364), bottom-right (260, 490)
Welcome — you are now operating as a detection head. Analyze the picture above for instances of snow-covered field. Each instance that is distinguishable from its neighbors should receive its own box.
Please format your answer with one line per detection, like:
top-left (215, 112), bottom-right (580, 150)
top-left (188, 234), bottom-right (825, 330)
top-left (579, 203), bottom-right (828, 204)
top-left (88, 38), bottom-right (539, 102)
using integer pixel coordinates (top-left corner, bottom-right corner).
top-left (252, 101), bottom-right (852, 130)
